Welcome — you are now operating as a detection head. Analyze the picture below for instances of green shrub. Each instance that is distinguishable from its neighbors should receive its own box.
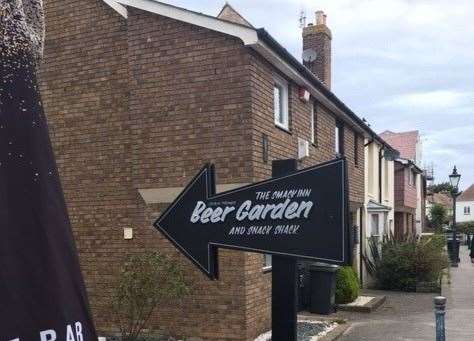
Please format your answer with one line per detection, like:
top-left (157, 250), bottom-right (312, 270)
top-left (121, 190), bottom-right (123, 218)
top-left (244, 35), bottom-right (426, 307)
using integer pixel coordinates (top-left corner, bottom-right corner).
top-left (428, 203), bottom-right (449, 232)
top-left (457, 221), bottom-right (474, 235)
top-left (110, 252), bottom-right (189, 341)
top-left (335, 266), bottom-right (359, 304)
top-left (364, 233), bottom-right (449, 291)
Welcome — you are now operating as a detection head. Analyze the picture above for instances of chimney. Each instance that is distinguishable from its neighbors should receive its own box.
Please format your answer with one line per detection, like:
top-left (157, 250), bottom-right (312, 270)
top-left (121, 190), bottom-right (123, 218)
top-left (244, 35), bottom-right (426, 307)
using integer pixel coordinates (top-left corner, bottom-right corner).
top-left (302, 10), bottom-right (332, 88)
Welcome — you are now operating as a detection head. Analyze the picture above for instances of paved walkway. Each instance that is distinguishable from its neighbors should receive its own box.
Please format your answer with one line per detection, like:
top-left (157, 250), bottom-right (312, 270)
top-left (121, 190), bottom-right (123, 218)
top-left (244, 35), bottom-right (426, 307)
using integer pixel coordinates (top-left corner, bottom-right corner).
top-left (338, 289), bottom-right (437, 340)
top-left (443, 246), bottom-right (474, 340)
top-left (337, 245), bottom-right (474, 340)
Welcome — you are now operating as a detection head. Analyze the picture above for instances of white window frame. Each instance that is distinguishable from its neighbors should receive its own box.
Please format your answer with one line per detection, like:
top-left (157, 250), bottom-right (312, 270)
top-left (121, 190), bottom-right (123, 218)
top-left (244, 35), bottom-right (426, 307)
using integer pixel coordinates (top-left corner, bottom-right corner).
top-left (335, 125), bottom-right (340, 155)
top-left (310, 102), bottom-right (315, 144)
top-left (263, 254), bottom-right (272, 271)
top-left (273, 74), bottom-right (289, 131)
top-left (464, 206), bottom-right (471, 215)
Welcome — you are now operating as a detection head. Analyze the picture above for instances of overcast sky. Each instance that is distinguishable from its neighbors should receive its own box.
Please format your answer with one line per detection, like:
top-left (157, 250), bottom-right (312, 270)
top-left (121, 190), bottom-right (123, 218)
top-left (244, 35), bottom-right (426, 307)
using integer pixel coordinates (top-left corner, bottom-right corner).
top-left (162, 0), bottom-right (474, 189)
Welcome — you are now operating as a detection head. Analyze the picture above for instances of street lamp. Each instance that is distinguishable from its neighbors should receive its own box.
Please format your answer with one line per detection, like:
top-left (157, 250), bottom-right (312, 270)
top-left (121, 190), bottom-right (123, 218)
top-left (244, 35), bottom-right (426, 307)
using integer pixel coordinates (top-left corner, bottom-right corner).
top-left (449, 166), bottom-right (461, 267)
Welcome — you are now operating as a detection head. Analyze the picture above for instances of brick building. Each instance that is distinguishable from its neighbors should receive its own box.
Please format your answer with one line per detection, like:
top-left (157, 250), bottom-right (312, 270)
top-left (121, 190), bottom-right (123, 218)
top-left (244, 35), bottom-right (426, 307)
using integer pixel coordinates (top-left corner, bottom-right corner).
top-left (380, 131), bottom-right (426, 236)
top-left (40, 0), bottom-right (390, 339)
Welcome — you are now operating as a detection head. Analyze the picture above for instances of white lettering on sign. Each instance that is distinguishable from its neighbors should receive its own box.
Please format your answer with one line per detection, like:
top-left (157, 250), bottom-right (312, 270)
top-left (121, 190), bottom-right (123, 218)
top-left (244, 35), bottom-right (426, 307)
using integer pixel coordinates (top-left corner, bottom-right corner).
top-left (191, 199), bottom-right (313, 224)
top-left (75, 322), bottom-right (83, 341)
top-left (12, 322), bottom-right (84, 341)
top-left (40, 330), bottom-right (56, 341)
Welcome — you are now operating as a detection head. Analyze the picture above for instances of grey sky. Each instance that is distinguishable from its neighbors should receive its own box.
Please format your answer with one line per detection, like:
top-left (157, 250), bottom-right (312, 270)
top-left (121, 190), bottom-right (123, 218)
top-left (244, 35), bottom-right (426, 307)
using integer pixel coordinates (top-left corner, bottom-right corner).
top-left (162, 0), bottom-right (474, 190)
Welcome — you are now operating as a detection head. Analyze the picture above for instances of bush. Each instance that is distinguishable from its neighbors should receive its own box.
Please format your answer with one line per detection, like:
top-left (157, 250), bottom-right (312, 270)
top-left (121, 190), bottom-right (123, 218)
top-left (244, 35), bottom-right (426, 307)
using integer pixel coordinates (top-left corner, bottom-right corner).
top-left (428, 203), bottom-right (449, 232)
top-left (457, 221), bottom-right (474, 235)
top-left (335, 266), bottom-right (359, 304)
top-left (364, 233), bottom-right (448, 291)
top-left (110, 252), bottom-right (189, 341)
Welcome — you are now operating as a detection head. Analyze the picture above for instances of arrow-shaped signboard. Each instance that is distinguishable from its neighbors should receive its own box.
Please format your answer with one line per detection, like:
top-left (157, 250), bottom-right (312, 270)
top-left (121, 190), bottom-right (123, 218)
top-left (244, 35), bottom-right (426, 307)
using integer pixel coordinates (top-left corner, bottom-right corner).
top-left (154, 158), bottom-right (349, 279)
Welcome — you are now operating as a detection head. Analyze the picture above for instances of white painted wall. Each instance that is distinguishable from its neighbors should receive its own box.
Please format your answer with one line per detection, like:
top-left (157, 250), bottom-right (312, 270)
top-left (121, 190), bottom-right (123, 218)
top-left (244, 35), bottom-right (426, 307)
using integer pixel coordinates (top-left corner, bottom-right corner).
top-left (360, 140), bottom-right (395, 287)
top-left (456, 200), bottom-right (474, 223)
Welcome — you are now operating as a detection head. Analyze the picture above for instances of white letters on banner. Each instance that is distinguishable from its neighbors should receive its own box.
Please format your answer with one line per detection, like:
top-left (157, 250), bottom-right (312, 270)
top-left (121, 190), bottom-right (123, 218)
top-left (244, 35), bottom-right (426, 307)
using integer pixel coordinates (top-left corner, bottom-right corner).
top-left (11, 322), bottom-right (83, 341)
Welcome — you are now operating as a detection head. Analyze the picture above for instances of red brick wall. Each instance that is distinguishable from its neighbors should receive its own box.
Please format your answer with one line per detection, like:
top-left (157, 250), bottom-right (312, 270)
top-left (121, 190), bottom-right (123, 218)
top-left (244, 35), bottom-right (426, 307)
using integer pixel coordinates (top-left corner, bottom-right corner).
top-left (126, 8), bottom-right (254, 340)
top-left (39, 0), bottom-right (133, 331)
top-left (246, 49), bottom-right (364, 335)
top-left (394, 163), bottom-right (417, 210)
top-left (248, 50), bottom-right (364, 204)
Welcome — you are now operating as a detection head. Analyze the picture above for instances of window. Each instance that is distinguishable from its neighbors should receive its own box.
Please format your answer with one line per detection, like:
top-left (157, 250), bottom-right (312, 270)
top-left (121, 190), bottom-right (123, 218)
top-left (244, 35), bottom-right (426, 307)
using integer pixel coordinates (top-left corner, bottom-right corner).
top-left (310, 102), bottom-right (317, 145)
top-left (263, 254), bottom-right (272, 271)
top-left (354, 132), bottom-right (359, 166)
top-left (384, 158), bottom-right (390, 200)
top-left (335, 121), bottom-right (344, 156)
top-left (273, 75), bottom-right (289, 130)
top-left (262, 133), bottom-right (269, 163)
top-left (408, 169), bottom-right (414, 186)
top-left (464, 206), bottom-right (471, 215)
top-left (371, 214), bottom-right (379, 236)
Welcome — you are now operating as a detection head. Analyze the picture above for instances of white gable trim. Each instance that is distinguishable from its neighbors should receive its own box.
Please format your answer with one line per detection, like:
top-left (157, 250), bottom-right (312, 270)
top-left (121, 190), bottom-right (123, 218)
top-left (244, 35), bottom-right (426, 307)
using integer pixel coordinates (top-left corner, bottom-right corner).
top-left (106, 0), bottom-right (259, 45)
top-left (103, 0), bottom-right (128, 18)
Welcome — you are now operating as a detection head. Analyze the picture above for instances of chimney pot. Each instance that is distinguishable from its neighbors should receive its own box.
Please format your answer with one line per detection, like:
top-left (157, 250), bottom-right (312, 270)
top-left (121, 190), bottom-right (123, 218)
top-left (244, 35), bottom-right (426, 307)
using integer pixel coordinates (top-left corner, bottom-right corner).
top-left (316, 10), bottom-right (326, 25)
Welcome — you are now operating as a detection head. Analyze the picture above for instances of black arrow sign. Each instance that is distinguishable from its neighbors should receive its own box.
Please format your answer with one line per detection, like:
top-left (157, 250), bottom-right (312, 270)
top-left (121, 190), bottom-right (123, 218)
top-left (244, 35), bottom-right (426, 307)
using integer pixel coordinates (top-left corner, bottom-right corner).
top-left (154, 158), bottom-right (349, 279)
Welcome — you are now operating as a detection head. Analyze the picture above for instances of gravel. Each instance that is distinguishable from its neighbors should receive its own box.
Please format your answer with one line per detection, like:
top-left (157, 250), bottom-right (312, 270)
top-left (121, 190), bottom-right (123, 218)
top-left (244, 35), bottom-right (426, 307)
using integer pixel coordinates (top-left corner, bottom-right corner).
top-left (254, 321), bottom-right (338, 341)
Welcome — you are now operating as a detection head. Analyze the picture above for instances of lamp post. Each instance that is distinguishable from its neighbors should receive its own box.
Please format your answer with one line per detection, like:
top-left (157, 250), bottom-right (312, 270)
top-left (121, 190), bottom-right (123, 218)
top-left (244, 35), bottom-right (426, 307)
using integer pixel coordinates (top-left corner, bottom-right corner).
top-left (449, 166), bottom-right (461, 267)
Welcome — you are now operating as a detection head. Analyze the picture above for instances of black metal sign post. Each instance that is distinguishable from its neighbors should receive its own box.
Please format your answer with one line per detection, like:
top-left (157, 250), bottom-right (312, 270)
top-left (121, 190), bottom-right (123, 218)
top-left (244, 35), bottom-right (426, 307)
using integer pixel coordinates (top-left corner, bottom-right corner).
top-left (271, 159), bottom-right (298, 341)
top-left (154, 158), bottom-right (349, 338)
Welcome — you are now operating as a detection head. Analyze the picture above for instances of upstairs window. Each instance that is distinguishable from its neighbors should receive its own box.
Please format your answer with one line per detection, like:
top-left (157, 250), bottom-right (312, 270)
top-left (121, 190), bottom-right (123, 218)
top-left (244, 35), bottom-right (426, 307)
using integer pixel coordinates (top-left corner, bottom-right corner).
top-left (464, 206), bottom-right (471, 215)
top-left (409, 169), bottom-right (415, 186)
top-left (273, 75), bottom-right (289, 130)
top-left (335, 121), bottom-right (344, 156)
top-left (354, 131), bottom-right (359, 166)
top-left (311, 102), bottom-right (317, 145)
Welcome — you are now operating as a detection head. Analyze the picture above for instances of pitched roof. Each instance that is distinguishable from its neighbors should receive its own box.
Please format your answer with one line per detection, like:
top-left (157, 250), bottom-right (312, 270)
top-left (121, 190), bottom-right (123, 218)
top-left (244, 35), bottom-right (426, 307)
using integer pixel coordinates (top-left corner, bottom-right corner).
top-left (459, 184), bottom-right (474, 201)
top-left (217, 3), bottom-right (253, 28)
top-left (379, 130), bottom-right (419, 161)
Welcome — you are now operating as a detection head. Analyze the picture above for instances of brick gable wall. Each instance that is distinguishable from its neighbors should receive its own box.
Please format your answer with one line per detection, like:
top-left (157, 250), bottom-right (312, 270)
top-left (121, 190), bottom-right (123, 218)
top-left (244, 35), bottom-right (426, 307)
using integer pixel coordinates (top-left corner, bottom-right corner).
top-left (39, 0), bottom-right (133, 331)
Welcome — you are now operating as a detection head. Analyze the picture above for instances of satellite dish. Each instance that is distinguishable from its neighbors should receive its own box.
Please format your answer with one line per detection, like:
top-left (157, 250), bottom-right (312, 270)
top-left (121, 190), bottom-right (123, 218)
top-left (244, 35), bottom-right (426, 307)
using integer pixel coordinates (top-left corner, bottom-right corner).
top-left (302, 49), bottom-right (317, 63)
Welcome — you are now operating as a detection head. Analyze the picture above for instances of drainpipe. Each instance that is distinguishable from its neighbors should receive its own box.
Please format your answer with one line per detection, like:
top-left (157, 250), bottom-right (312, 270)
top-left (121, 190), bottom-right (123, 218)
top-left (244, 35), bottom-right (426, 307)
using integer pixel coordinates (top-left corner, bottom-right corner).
top-left (379, 147), bottom-right (384, 204)
top-left (359, 210), bottom-right (363, 286)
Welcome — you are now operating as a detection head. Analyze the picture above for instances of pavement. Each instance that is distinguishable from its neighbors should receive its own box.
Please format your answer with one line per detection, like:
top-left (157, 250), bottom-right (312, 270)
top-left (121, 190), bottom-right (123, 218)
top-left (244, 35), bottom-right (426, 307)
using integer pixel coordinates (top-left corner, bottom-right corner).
top-left (336, 245), bottom-right (474, 340)
top-left (444, 246), bottom-right (474, 340)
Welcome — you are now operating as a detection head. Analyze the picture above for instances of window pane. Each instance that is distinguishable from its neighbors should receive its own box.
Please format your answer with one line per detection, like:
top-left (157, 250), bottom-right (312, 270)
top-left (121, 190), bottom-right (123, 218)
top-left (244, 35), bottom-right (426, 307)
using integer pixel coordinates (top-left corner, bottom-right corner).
top-left (310, 104), bottom-right (315, 143)
top-left (274, 85), bottom-right (282, 124)
top-left (263, 254), bottom-right (272, 269)
top-left (335, 126), bottom-right (340, 154)
top-left (371, 214), bottom-right (379, 235)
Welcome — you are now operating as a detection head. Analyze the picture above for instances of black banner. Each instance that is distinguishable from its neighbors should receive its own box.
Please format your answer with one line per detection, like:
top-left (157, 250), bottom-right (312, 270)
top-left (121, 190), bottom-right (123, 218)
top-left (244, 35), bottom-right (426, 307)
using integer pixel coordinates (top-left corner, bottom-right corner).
top-left (155, 158), bottom-right (349, 279)
top-left (0, 52), bottom-right (97, 337)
